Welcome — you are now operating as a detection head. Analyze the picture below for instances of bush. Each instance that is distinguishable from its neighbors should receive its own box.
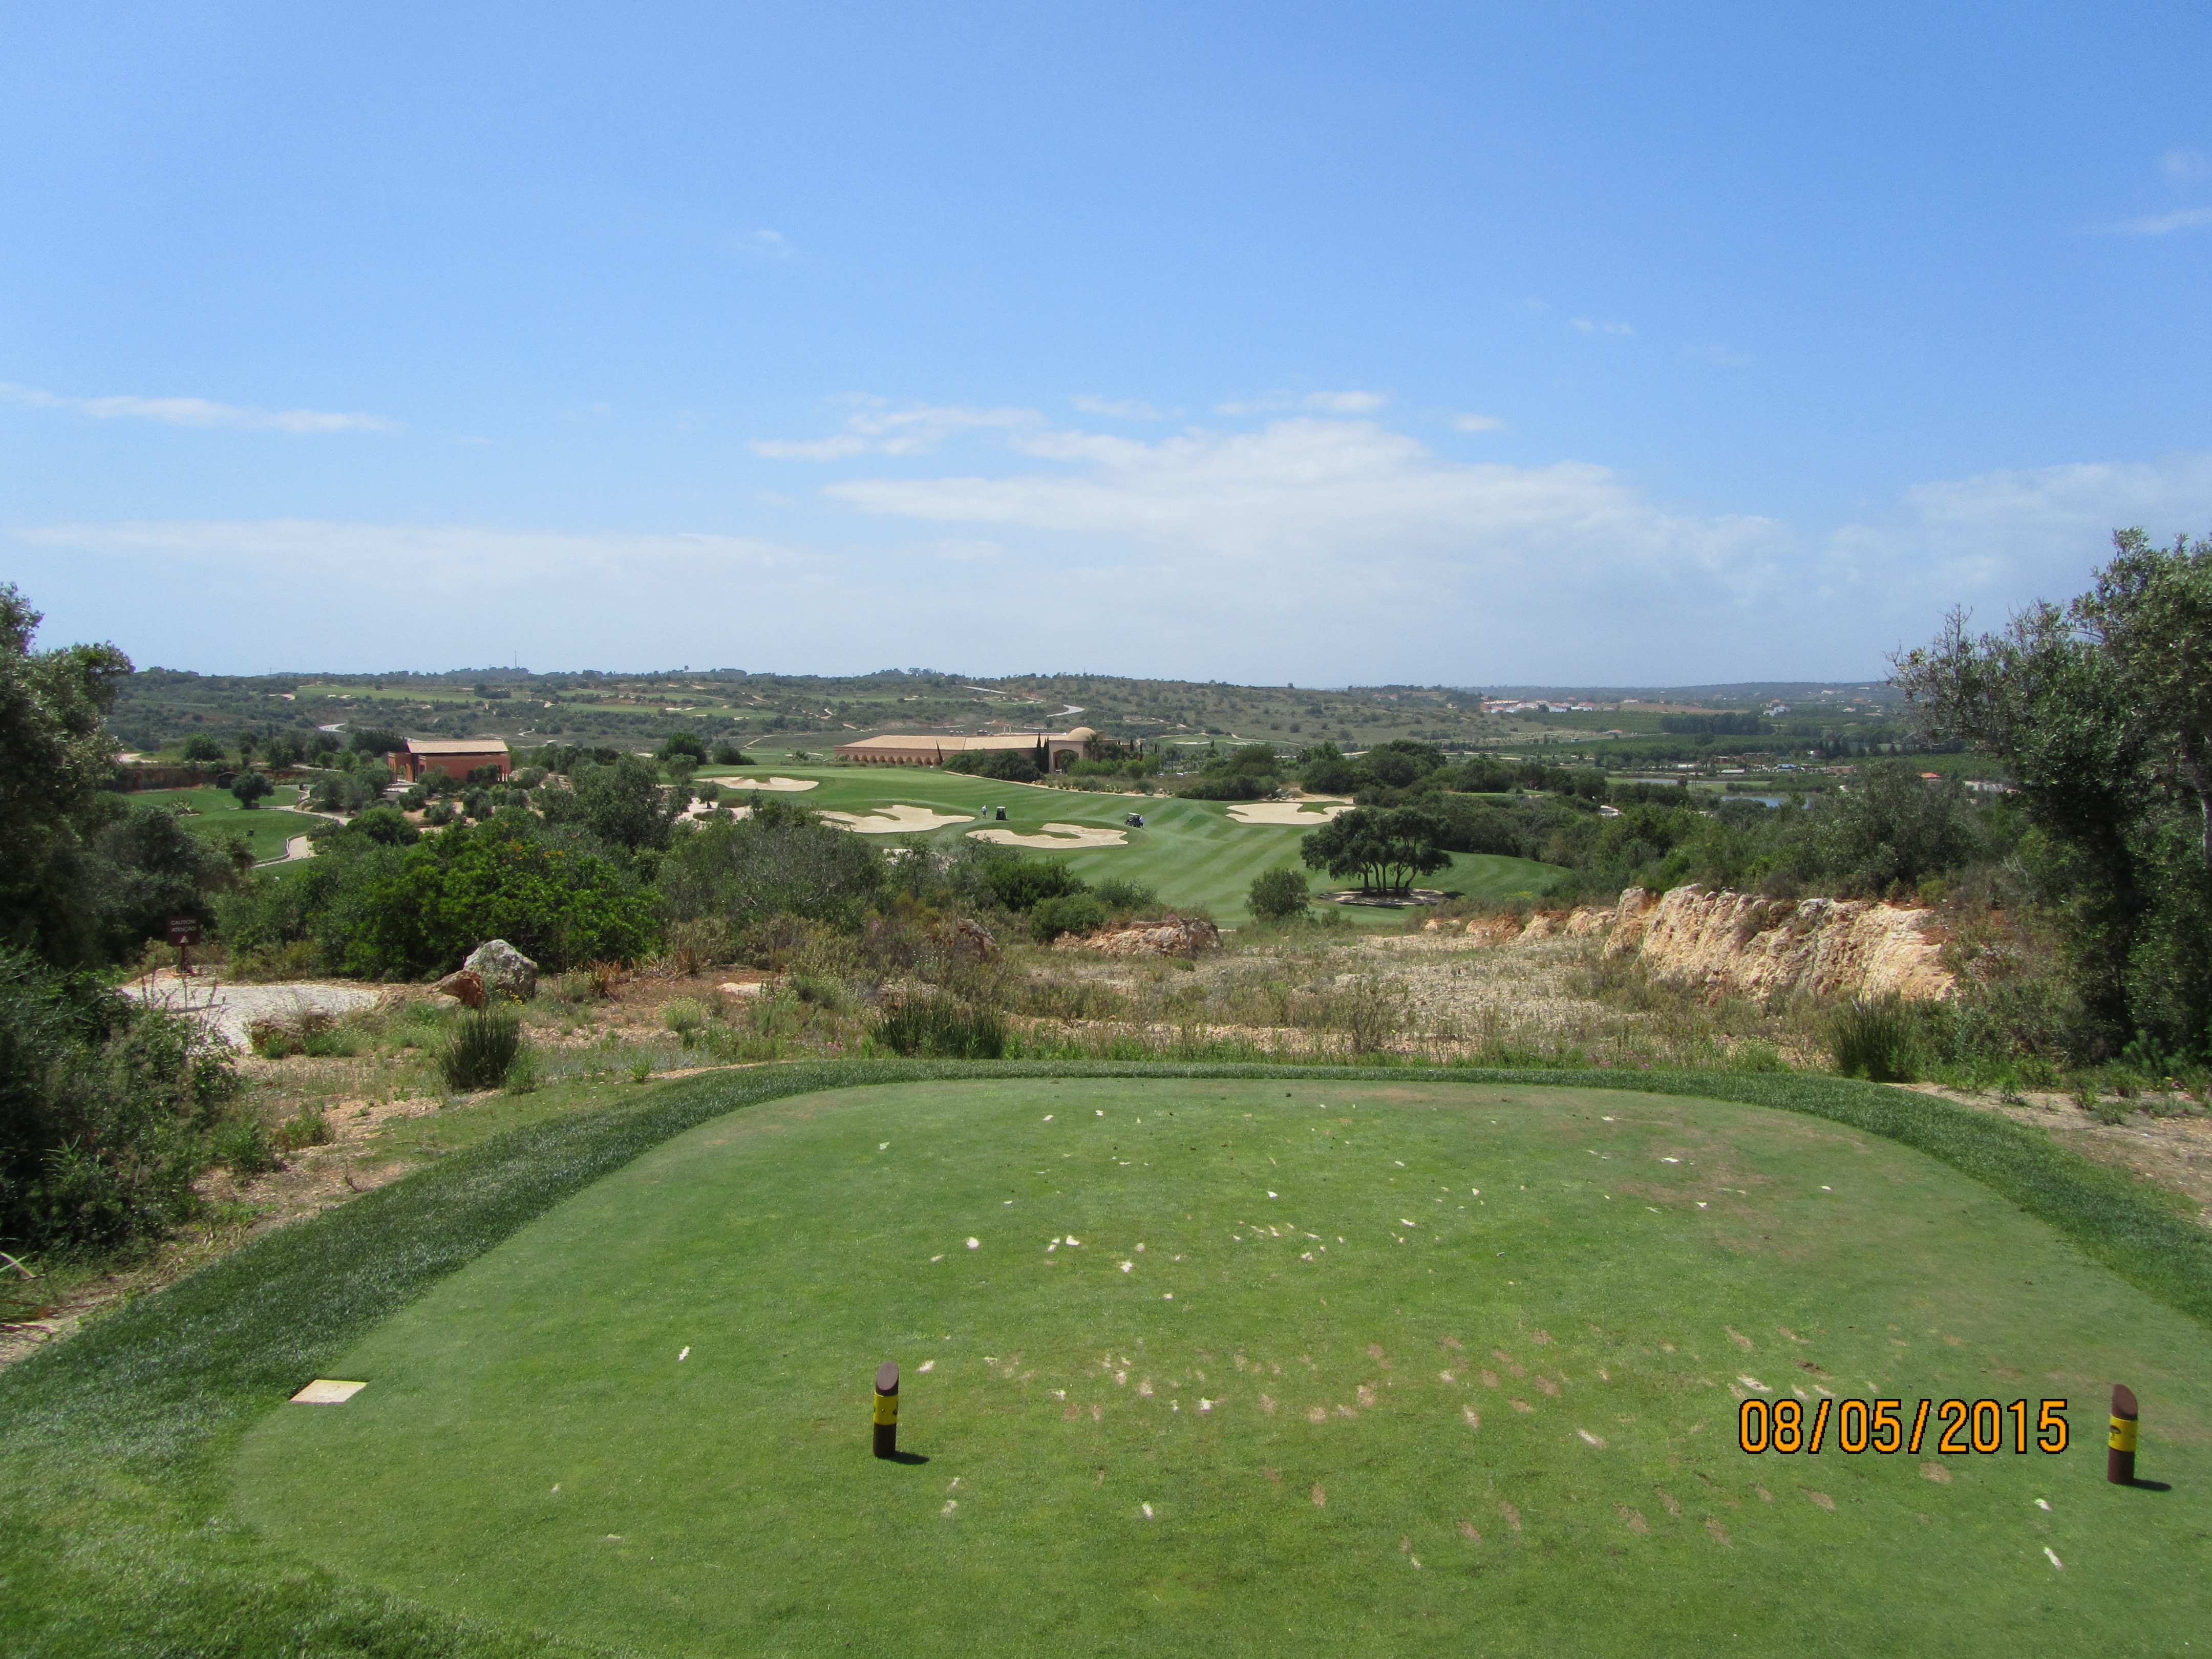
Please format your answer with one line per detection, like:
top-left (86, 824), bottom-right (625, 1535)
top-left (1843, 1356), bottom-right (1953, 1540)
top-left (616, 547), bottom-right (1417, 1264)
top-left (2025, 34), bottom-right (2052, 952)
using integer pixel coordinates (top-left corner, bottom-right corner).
top-left (271, 1105), bottom-right (331, 1152)
top-left (662, 998), bottom-right (708, 1045)
top-left (208, 1115), bottom-right (280, 1181)
top-left (1, 951), bottom-right (242, 1256)
top-left (1030, 891), bottom-right (1108, 943)
top-left (982, 859), bottom-right (1087, 913)
top-left (871, 995), bottom-right (1008, 1058)
top-left (1247, 867), bottom-right (1310, 921)
top-left (437, 1008), bottom-right (524, 1091)
top-left (1830, 996), bottom-right (1922, 1082)
top-left (1091, 877), bottom-right (1159, 915)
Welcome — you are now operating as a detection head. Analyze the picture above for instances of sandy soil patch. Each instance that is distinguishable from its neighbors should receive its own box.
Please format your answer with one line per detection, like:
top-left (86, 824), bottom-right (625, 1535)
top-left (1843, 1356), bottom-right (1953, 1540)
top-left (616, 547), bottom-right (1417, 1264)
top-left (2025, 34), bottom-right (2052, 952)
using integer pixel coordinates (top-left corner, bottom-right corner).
top-left (967, 822), bottom-right (1129, 849)
top-left (1226, 800), bottom-right (1352, 826)
top-left (121, 973), bottom-right (390, 1050)
top-left (824, 804), bottom-right (974, 833)
top-left (715, 776), bottom-right (819, 792)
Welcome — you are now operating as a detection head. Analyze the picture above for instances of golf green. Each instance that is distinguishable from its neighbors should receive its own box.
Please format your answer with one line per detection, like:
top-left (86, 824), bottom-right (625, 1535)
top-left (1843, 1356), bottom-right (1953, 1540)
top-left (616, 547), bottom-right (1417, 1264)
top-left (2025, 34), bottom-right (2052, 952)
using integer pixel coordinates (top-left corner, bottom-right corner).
top-left (233, 1079), bottom-right (2211, 1656)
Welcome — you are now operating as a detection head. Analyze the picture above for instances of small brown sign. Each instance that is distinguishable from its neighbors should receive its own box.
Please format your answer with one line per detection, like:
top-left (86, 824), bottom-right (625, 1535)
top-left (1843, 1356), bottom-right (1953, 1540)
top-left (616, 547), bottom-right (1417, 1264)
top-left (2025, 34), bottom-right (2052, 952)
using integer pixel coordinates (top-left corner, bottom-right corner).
top-left (166, 917), bottom-right (202, 946)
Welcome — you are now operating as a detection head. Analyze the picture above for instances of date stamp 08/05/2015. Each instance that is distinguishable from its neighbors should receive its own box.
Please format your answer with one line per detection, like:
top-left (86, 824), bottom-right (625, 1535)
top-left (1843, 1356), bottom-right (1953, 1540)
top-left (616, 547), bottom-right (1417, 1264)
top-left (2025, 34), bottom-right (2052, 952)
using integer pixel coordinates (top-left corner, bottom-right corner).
top-left (1738, 1397), bottom-right (2071, 1457)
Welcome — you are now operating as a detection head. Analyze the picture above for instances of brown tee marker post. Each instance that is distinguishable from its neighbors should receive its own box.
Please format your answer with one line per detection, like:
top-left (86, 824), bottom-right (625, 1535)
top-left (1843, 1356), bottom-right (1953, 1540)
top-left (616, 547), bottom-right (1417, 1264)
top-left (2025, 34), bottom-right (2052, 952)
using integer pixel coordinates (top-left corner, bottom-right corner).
top-left (2108, 1384), bottom-right (2138, 1485)
top-left (874, 1361), bottom-right (900, 1459)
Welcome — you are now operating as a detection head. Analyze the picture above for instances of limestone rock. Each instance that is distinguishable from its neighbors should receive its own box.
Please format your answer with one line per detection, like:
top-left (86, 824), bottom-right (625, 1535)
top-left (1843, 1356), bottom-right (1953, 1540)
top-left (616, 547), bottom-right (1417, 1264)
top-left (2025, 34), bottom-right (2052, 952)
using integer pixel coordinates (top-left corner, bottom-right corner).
top-left (435, 969), bottom-right (486, 1009)
top-left (1053, 916), bottom-right (1222, 957)
top-left (463, 939), bottom-right (539, 1002)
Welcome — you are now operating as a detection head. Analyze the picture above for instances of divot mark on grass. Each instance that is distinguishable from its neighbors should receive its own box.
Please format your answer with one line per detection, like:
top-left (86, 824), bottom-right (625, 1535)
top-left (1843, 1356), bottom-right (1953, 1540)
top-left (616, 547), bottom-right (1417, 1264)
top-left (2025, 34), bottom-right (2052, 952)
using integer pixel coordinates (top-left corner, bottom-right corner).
top-left (1806, 1490), bottom-right (1835, 1511)
top-left (1458, 1520), bottom-right (1481, 1542)
top-left (1705, 1517), bottom-right (1732, 1545)
top-left (1512, 1399), bottom-right (1533, 1413)
top-left (1656, 1488), bottom-right (1681, 1517)
top-left (1921, 1462), bottom-right (1952, 1484)
top-left (1618, 1505), bottom-right (1648, 1535)
top-left (1577, 1429), bottom-right (1607, 1448)
top-left (1727, 1328), bottom-right (1754, 1350)
top-left (1311, 1483), bottom-right (1326, 1508)
top-left (2045, 1547), bottom-right (2065, 1570)
top-left (1499, 1501), bottom-right (1522, 1533)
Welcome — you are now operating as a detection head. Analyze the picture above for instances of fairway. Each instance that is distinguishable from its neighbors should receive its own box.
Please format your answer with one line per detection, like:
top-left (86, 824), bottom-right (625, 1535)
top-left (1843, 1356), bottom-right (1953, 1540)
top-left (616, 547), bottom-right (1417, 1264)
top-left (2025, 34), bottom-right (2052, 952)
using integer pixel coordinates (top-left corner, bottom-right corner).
top-left (234, 1077), bottom-right (2211, 1658)
top-left (126, 783), bottom-right (311, 862)
top-left (701, 764), bottom-right (1566, 923)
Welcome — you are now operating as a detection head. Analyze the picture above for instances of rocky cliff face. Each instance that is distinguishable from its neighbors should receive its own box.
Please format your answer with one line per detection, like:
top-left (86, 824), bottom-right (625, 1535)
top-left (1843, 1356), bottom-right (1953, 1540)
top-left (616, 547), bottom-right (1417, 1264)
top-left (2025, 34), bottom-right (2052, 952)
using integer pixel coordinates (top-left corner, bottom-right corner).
top-left (1422, 884), bottom-right (1954, 1002)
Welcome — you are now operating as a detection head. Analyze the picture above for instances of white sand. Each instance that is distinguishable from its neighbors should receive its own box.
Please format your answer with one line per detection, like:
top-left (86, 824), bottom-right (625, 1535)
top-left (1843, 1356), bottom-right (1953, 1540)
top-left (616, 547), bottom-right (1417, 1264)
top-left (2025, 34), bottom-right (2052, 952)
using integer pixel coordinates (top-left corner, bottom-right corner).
top-left (966, 822), bottom-right (1129, 849)
top-left (714, 775), bottom-right (819, 792)
top-left (823, 804), bottom-right (973, 833)
top-left (1226, 800), bottom-right (1353, 826)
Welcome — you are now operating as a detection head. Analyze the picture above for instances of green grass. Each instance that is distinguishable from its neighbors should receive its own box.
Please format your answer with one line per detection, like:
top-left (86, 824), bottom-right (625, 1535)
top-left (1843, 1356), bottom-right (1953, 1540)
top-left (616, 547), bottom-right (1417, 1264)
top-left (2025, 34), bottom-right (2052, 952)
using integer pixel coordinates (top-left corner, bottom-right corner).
top-left (698, 765), bottom-right (1567, 924)
top-left (5, 1061), bottom-right (2210, 1656)
top-left (127, 783), bottom-right (311, 862)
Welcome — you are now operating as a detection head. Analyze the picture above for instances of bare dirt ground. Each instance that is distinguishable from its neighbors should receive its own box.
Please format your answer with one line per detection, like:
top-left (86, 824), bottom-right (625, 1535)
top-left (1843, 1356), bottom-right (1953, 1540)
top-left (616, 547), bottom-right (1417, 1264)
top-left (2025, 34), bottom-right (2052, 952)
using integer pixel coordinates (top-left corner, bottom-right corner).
top-left (122, 969), bottom-right (390, 1048)
top-left (1904, 1082), bottom-right (2212, 1229)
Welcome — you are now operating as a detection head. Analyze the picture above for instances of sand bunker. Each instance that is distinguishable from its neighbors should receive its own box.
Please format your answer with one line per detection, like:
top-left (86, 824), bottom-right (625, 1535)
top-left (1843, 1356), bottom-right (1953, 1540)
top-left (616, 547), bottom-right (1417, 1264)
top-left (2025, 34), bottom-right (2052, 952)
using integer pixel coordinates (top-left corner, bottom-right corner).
top-left (967, 822), bottom-right (1129, 849)
top-left (714, 776), bottom-right (818, 792)
top-left (1226, 800), bottom-right (1353, 826)
top-left (822, 804), bottom-right (973, 834)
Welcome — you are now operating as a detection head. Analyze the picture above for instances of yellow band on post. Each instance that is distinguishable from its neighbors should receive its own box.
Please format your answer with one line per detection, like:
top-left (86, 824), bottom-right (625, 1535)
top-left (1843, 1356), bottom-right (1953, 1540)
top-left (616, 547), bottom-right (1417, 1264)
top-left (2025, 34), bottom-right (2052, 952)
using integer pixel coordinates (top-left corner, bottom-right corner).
top-left (2109, 1415), bottom-right (2137, 1452)
top-left (874, 1393), bottom-right (899, 1426)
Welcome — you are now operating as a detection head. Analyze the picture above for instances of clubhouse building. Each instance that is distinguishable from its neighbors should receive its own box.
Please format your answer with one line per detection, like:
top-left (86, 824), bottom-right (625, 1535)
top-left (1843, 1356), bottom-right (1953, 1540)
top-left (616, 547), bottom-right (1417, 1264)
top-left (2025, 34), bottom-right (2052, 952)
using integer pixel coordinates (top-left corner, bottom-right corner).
top-left (834, 727), bottom-right (1097, 770)
top-left (387, 737), bottom-right (514, 783)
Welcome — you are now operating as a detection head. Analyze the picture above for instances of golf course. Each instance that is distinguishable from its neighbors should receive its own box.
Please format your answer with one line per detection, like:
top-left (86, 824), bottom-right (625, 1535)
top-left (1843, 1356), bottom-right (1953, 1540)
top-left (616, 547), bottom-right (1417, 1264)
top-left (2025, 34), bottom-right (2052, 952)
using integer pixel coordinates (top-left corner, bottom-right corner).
top-left (699, 761), bottom-right (1566, 924)
top-left (9, 1062), bottom-right (2205, 1658)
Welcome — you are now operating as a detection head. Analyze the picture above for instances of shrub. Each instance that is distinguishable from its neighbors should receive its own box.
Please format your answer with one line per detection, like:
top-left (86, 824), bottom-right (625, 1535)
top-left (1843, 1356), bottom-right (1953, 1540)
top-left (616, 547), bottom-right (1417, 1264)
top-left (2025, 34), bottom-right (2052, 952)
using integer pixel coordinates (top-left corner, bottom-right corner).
top-left (1092, 877), bottom-right (1158, 914)
top-left (1247, 867), bottom-right (1310, 921)
top-left (1030, 892), bottom-right (1108, 943)
top-left (663, 998), bottom-right (708, 1045)
top-left (1829, 995), bottom-right (1921, 1082)
top-left (872, 995), bottom-right (1008, 1058)
top-left (437, 1008), bottom-right (523, 1091)
top-left (982, 859), bottom-right (1087, 913)
top-left (271, 1105), bottom-right (332, 1152)
top-left (209, 1115), bottom-right (280, 1180)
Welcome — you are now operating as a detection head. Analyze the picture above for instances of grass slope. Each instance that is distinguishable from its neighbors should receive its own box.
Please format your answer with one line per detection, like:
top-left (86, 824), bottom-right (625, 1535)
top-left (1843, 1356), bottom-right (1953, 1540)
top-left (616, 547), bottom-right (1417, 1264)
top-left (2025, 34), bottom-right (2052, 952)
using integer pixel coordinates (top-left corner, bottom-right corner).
top-left (1, 1062), bottom-right (2208, 1656)
top-left (700, 765), bottom-right (1565, 924)
top-left (232, 1077), bottom-right (2211, 1657)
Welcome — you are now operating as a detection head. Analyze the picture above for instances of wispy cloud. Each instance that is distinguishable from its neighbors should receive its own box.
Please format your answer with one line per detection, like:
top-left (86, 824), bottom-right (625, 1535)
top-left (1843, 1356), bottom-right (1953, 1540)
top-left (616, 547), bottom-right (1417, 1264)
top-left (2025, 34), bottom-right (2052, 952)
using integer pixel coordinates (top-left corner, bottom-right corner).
top-left (1684, 343), bottom-right (1755, 367)
top-left (2164, 147), bottom-right (2209, 184)
top-left (1215, 390), bottom-right (1388, 415)
top-left (751, 398), bottom-right (1042, 460)
top-left (1448, 412), bottom-right (1506, 433)
top-left (0, 381), bottom-right (398, 434)
top-left (1072, 395), bottom-right (1166, 419)
top-left (735, 228), bottom-right (796, 260)
top-left (1568, 317), bottom-right (1634, 337)
top-left (2110, 206), bottom-right (2212, 236)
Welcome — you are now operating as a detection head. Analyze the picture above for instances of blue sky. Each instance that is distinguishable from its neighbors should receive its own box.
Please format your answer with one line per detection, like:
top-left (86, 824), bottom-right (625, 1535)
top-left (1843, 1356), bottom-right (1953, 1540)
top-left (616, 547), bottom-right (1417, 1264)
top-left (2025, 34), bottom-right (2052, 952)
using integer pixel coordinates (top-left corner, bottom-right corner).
top-left (5, 2), bottom-right (2210, 684)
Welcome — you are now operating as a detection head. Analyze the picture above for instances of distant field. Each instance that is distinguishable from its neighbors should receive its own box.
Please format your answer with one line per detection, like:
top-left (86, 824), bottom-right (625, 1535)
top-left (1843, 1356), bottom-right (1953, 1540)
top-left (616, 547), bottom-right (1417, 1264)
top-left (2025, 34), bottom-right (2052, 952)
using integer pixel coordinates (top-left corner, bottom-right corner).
top-left (700, 764), bottom-right (1568, 925)
top-left (127, 785), bottom-right (313, 862)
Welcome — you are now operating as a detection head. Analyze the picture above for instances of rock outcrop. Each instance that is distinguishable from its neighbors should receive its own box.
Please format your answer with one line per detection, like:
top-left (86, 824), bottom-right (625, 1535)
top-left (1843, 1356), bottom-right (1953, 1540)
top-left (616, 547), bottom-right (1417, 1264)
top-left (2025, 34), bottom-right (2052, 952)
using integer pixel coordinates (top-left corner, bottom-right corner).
top-left (1424, 884), bottom-right (1953, 1002)
top-left (1055, 916), bottom-right (1222, 958)
top-left (434, 969), bottom-right (486, 1009)
top-left (463, 939), bottom-right (539, 1002)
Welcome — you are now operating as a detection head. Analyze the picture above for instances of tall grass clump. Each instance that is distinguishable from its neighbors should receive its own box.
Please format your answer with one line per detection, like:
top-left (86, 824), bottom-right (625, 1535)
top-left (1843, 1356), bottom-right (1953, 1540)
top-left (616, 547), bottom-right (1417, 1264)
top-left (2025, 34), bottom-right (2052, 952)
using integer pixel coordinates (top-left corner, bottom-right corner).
top-left (1829, 995), bottom-right (1921, 1082)
top-left (437, 1007), bottom-right (524, 1091)
top-left (872, 995), bottom-right (1008, 1059)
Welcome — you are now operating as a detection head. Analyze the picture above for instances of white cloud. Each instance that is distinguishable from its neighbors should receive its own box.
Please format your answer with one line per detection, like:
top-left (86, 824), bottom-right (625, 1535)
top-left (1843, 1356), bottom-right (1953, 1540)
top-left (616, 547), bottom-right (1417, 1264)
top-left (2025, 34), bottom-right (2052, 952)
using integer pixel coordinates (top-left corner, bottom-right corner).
top-left (1448, 412), bottom-right (1506, 433)
top-left (1568, 318), bottom-right (1634, 337)
top-left (2112, 206), bottom-right (2212, 235)
top-left (751, 398), bottom-right (1041, 460)
top-left (735, 228), bottom-right (796, 260)
top-left (16, 414), bottom-right (2212, 684)
top-left (1072, 395), bottom-right (1166, 419)
top-left (0, 382), bottom-right (398, 433)
top-left (1215, 390), bottom-right (1389, 415)
top-left (2163, 147), bottom-right (2209, 183)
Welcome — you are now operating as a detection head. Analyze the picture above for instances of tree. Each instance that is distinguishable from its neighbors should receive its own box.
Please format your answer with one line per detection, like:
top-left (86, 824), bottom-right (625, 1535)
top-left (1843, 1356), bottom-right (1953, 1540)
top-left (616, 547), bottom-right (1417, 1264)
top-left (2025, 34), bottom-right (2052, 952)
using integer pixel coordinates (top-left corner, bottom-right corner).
top-left (1893, 528), bottom-right (2212, 1050)
top-left (658, 730), bottom-right (708, 765)
top-left (181, 734), bottom-right (226, 763)
top-left (230, 771), bottom-right (273, 810)
top-left (349, 727), bottom-right (405, 757)
top-left (659, 796), bottom-right (884, 933)
top-left (1247, 866), bottom-right (1311, 921)
top-left (1301, 806), bottom-right (1452, 892)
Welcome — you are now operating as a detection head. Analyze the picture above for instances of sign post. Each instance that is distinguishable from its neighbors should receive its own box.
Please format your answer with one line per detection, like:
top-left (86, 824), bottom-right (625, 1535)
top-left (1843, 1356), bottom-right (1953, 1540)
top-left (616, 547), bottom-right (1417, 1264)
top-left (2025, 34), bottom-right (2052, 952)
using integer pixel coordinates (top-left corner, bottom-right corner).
top-left (166, 916), bottom-right (202, 977)
top-left (2108, 1384), bottom-right (2139, 1485)
top-left (873, 1361), bottom-right (900, 1459)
